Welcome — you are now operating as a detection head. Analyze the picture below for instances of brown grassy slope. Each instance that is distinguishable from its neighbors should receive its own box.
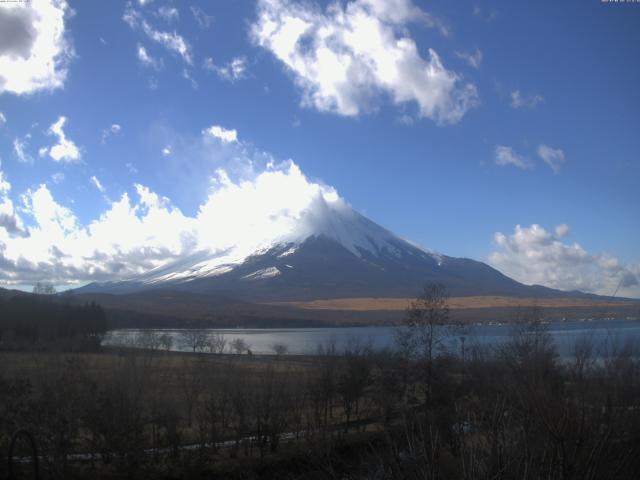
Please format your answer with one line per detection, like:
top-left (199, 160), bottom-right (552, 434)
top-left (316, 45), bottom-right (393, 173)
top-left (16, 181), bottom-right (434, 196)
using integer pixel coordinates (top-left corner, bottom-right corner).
top-left (64, 291), bottom-right (640, 327)
top-left (267, 296), bottom-right (640, 311)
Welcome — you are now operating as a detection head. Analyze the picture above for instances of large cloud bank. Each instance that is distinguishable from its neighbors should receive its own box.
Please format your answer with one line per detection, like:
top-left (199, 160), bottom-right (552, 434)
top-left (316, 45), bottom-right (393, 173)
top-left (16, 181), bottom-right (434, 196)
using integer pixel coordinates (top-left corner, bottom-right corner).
top-left (0, 0), bottom-right (73, 95)
top-left (251, 0), bottom-right (478, 124)
top-left (0, 140), bottom-right (345, 287)
top-left (489, 224), bottom-right (639, 298)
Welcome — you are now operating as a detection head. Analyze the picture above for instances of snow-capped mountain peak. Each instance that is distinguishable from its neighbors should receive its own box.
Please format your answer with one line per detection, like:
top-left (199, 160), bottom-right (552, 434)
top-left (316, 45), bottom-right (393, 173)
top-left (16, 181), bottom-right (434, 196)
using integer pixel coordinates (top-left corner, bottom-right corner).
top-left (286, 194), bottom-right (406, 257)
top-left (130, 192), bottom-right (439, 286)
top-left (72, 162), bottom-right (587, 301)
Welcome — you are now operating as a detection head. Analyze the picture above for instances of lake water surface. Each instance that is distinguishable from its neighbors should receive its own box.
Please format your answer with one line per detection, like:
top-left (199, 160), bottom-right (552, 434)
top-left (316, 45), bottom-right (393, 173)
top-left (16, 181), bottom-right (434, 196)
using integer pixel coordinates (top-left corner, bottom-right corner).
top-left (104, 319), bottom-right (640, 358)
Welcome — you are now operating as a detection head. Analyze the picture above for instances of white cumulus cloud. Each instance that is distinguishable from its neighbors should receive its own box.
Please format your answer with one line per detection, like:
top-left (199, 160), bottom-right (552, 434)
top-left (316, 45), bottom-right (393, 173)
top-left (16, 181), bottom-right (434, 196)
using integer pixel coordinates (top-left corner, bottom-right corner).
top-left (42, 116), bottom-right (80, 162)
top-left (510, 89), bottom-right (544, 109)
top-left (555, 223), bottom-right (570, 238)
top-left (494, 145), bottom-right (532, 170)
top-left (0, 166), bottom-right (9, 195)
top-left (136, 43), bottom-right (163, 70)
top-left (455, 48), bottom-right (483, 69)
top-left (204, 56), bottom-right (247, 82)
top-left (143, 24), bottom-right (191, 64)
top-left (124, 3), bottom-right (192, 64)
top-left (203, 125), bottom-right (238, 143)
top-left (0, 0), bottom-right (73, 95)
top-left (101, 123), bottom-right (122, 144)
top-left (13, 134), bottom-right (33, 163)
top-left (489, 224), bottom-right (639, 298)
top-left (251, 0), bottom-right (478, 124)
top-left (157, 6), bottom-right (178, 23)
top-left (90, 175), bottom-right (106, 193)
top-left (0, 137), bottom-right (352, 287)
top-left (190, 5), bottom-right (212, 29)
top-left (537, 144), bottom-right (565, 173)
top-left (0, 161), bottom-right (28, 237)
top-left (0, 181), bottom-right (196, 285)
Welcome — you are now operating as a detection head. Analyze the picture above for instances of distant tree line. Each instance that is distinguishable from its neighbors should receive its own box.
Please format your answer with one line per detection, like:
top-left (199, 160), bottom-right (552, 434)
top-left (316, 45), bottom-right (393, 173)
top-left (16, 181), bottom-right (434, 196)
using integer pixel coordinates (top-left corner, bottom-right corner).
top-left (32, 281), bottom-right (57, 295)
top-left (0, 295), bottom-right (107, 348)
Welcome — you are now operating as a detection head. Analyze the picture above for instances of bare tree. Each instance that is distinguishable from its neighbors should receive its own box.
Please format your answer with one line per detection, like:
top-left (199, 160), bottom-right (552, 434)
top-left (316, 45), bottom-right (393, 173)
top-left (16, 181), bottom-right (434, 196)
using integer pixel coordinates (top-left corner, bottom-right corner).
top-left (395, 283), bottom-right (451, 405)
top-left (179, 330), bottom-right (208, 353)
top-left (401, 283), bottom-right (450, 363)
top-left (311, 338), bottom-right (339, 437)
top-left (338, 339), bottom-right (371, 432)
top-left (205, 332), bottom-right (227, 354)
top-left (135, 331), bottom-right (162, 351)
top-left (271, 342), bottom-right (289, 357)
top-left (158, 333), bottom-right (173, 351)
top-left (179, 358), bottom-right (205, 427)
top-left (230, 338), bottom-right (250, 355)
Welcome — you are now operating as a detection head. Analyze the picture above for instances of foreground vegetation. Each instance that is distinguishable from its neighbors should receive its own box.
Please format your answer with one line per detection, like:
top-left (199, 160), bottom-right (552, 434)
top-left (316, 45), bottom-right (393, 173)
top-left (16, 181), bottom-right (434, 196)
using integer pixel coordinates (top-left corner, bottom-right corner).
top-left (1, 287), bottom-right (639, 479)
top-left (2, 333), bottom-right (639, 479)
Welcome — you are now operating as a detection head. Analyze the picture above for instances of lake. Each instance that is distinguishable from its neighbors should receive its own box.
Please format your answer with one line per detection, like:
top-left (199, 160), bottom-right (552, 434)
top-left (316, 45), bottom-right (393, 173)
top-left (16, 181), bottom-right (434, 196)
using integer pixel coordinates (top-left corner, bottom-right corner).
top-left (104, 318), bottom-right (640, 358)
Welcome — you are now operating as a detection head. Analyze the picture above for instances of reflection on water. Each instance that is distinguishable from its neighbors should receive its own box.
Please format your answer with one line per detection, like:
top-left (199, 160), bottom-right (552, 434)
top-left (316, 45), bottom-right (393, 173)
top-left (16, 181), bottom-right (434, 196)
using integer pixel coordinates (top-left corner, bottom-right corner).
top-left (103, 319), bottom-right (640, 358)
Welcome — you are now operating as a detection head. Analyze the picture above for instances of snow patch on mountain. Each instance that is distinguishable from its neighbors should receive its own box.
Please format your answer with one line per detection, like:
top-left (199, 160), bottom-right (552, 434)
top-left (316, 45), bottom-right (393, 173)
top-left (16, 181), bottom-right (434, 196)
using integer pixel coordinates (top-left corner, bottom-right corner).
top-left (278, 246), bottom-right (298, 257)
top-left (242, 266), bottom-right (281, 281)
top-left (280, 193), bottom-right (431, 261)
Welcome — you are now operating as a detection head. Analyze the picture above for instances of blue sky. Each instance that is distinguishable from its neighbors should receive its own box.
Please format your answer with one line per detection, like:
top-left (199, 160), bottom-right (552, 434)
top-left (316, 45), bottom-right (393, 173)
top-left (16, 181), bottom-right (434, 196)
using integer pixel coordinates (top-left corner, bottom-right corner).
top-left (0, 0), bottom-right (638, 297)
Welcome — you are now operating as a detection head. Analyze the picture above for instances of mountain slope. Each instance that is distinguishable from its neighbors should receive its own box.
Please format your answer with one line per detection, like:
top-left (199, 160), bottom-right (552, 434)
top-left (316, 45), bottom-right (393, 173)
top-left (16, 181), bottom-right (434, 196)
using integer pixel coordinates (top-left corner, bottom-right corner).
top-left (74, 204), bottom-right (590, 301)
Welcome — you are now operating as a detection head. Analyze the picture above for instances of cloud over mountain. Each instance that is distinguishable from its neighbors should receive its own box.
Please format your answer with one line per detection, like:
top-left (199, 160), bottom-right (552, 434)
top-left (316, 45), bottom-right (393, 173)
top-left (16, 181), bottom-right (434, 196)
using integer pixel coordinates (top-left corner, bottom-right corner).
top-left (0, 132), bottom-right (347, 287)
top-left (489, 224), bottom-right (639, 298)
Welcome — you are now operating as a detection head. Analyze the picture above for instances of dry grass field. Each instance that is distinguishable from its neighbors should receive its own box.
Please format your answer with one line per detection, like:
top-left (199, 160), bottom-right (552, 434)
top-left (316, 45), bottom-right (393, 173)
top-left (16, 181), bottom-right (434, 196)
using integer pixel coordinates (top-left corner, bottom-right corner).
top-left (59, 291), bottom-right (639, 327)
top-left (3, 335), bottom-right (640, 479)
top-left (268, 295), bottom-right (638, 311)
top-left (0, 349), bottom-right (314, 385)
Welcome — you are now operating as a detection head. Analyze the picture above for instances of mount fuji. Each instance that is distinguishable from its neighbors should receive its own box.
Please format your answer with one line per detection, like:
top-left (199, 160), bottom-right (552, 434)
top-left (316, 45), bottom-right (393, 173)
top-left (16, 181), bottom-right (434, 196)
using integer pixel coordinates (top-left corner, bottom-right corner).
top-left (74, 195), bottom-right (583, 302)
